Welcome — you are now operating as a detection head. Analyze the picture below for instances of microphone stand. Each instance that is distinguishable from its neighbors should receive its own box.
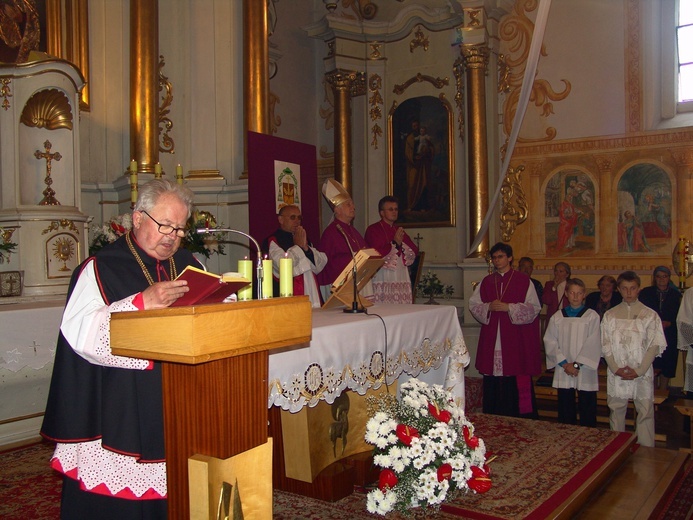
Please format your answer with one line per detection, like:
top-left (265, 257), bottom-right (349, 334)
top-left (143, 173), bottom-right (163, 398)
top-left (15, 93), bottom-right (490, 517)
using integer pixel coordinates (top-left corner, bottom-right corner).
top-left (336, 223), bottom-right (365, 314)
top-left (196, 227), bottom-right (265, 300)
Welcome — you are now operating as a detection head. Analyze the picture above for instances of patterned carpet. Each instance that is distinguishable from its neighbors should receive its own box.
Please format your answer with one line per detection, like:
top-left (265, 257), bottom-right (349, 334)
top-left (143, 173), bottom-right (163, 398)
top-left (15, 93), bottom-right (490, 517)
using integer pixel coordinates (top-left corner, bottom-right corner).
top-left (1, 416), bottom-right (691, 519)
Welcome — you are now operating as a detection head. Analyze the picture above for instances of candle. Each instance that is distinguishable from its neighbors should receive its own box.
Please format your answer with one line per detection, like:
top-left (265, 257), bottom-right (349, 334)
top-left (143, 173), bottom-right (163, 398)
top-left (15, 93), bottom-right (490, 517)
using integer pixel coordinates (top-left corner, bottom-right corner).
top-left (279, 254), bottom-right (293, 297)
top-left (262, 258), bottom-right (274, 298)
top-left (237, 258), bottom-right (253, 301)
top-left (176, 164), bottom-right (184, 185)
top-left (154, 162), bottom-right (162, 178)
top-left (130, 169), bottom-right (138, 206)
top-left (129, 159), bottom-right (137, 173)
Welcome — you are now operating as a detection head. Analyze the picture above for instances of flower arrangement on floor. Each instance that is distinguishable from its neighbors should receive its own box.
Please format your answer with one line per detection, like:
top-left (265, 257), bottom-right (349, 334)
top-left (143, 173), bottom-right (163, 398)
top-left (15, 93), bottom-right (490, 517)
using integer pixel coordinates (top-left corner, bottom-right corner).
top-left (365, 378), bottom-right (492, 516)
top-left (89, 214), bottom-right (132, 255)
top-left (0, 227), bottom-right (18, 264)
top-left (417, 271), bottom-right (454, 304)
top-left (182, 209), bottom-right (226, 258)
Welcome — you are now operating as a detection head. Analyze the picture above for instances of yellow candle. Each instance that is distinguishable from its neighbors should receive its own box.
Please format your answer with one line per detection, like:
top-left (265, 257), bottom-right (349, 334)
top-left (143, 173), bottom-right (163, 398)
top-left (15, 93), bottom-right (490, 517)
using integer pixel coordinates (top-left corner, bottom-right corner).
top-left (154, 162), bottom-right (162, 178)
top-left (237, 258), bottom-right (253, 301)
top-left (129, 159), bottom-right (137, 173)
top-left (262, 258), bottom-right (273, 298)
top-left (280, 255), bottom-right (293, 297)
top-left (176, 164), bottom-right (184, 185)
top-left (130, 171), bottom-right (138, 205)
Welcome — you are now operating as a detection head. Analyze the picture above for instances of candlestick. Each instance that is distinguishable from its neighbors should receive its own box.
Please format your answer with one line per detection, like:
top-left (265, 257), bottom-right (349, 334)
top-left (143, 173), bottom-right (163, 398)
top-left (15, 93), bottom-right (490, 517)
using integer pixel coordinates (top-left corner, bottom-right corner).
top-left (154, 162), bottom-right (162, 178)
top-left (262, 258), bottom-right (274, 298)
top-left (129, 159), bottom-right (137, 173)
top-left (237, 258), bottom-right (253, 301)
top-left (279, 255), bottom-right (293, 297)
top-left (176, 164), bottom-right (184, 185)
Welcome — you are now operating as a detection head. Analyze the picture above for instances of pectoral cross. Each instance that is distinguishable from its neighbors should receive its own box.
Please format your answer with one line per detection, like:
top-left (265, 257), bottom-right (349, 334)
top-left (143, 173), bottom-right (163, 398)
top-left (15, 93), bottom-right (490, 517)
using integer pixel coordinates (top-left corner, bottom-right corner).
top-left (35, 140), bottom-right (62, 205)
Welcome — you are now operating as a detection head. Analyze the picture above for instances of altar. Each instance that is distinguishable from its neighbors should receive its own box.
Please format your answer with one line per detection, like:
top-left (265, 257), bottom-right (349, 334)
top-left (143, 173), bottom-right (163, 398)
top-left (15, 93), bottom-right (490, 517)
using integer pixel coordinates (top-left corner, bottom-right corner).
top-left (267, 303), bottom-right (469, 500)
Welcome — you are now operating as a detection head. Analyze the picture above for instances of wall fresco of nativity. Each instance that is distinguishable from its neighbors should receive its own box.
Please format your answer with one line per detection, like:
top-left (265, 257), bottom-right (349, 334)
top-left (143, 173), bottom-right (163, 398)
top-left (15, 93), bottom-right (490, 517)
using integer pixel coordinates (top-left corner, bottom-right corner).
top-left (545, 169), bottom-right (596, 256)
top-left (616, 163), bottom-right (672, 254)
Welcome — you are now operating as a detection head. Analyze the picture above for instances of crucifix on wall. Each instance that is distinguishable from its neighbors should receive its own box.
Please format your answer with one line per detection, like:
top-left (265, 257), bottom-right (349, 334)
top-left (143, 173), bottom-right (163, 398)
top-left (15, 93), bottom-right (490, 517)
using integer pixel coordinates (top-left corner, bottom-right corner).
top-left (34, 140), bottom-right (62, 205)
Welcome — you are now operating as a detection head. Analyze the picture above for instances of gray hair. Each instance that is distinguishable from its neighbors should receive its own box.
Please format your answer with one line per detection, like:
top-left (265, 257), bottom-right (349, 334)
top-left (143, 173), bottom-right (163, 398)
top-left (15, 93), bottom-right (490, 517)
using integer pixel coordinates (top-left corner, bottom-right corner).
top-left (134, 179), bottom-right (194, 219)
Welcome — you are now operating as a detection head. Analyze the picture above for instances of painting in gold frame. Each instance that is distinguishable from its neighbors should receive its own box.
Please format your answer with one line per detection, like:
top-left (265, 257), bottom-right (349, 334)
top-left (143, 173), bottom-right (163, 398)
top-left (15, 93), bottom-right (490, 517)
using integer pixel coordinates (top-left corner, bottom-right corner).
top-left (388, 95), bottom-right (455, 227)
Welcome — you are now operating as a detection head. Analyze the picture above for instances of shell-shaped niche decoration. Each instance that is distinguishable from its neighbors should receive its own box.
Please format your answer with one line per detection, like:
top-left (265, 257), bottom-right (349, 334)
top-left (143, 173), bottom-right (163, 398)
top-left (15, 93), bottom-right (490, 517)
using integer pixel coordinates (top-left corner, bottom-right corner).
top-left (20, 89), bottom-right (73, 130)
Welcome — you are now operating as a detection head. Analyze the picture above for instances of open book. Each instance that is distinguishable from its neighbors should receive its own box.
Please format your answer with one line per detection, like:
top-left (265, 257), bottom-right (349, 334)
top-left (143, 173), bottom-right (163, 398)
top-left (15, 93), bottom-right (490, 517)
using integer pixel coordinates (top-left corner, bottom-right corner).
top-left (171, 266), bottom-right (251, 307)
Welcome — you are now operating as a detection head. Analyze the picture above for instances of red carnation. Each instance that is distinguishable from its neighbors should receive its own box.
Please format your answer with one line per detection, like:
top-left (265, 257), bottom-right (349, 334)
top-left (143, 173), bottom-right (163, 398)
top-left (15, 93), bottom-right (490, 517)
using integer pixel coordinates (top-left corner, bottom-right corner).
top-left (468, 466), bottom-right (492, 493)
top-left (463, 425), bottom-right (480, 448)
top-left (428, 402), bottom-right (452, 423)
top-left (437, 463), bottom-right (453, 482)
top-left (395, 424), bottom-right (420, 446)
top-left (378, 469), bottom-right (398, 491)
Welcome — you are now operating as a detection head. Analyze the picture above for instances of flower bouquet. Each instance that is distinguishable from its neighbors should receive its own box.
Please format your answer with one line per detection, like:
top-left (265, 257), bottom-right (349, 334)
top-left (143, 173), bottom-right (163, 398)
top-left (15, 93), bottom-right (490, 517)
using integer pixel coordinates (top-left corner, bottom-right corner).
top-left (416, 271), bottom-right (454, 304)
top-left (0, 227), bottom-right (18, 264)
top-left (89, 214), bottom-right (132, 255)
top-left (365, 379), bottom-right (491, 516)
top-left (182, 210), bottom-right (226, 258)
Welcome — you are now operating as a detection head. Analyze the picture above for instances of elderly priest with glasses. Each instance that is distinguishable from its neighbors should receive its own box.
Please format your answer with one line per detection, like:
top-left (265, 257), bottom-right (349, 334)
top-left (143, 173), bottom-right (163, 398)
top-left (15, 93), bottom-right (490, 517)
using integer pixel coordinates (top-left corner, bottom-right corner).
top-left (262, 204), bottom-right (327, 307)
top-left (41, 179), bottom-right (201, 520)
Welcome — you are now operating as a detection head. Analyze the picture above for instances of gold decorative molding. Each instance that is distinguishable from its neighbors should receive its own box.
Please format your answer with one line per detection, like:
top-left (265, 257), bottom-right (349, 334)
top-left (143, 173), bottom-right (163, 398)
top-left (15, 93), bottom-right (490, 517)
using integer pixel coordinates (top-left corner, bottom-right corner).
top-left (20, 89), bottom-right (73, 130)
top-left (327, 40), bottom-right (336, 57)
top-left (498, 54), bottom-right (510, 93)
top-left (499, 1), bottom-right (570, 143)
top-left (368, 74), bottom-right (383, 149)
top-left (669, 147), bottom-right (693, 168)
top-left (453, 57), bottom-right (465, 140)
top-left (409, 26), bottom-right (429, 53)
top-left (1, 78), bottom-right (13, 110)
top-left (460, 45), bottom-right (488, 70)
top-left (158, 55), bottom-right (175, 154)
top-left (466, 8), bottom-right (482, 28)
top-left (393, 73), bottom-right (449, 95)
top-left (369, 42), bottom-right (382, 60)
top-left (593, 153), bottom-right (621, 175)
top-left (325, 69), bottom-right (366, 98)
top-left (42, 219), bottom-right (79, 234)
top-left (500, 165), bottom-right (528, 242)
top-left (269, 90), bottom-right (281, 135)
top-left (319, 78), bottom-right (335, 131)
top-left (343, 0), bottom-right (378, 20)
top-left (625, 0), bottom-right (642, 133)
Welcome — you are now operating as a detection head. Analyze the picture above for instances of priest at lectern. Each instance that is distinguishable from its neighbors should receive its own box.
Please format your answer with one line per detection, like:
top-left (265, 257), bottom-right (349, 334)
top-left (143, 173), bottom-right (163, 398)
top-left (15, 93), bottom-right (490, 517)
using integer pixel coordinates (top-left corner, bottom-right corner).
top-left (317, 179), bottom-right (368, 298)
top-left (41, 179), bottom-right (200, 520)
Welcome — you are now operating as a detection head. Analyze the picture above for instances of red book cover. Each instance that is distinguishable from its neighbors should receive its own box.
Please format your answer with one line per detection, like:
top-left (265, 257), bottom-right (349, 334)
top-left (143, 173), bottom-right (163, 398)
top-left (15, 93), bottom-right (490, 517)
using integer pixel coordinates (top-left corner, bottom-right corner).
top-left (171, 266), bottom-right (250, 307)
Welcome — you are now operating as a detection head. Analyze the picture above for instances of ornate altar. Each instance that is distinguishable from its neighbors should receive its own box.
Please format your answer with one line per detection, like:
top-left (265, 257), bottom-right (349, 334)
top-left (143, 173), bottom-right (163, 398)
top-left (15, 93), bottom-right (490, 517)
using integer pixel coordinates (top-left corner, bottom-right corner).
top-left (0, 57), bottom-right (88, 297)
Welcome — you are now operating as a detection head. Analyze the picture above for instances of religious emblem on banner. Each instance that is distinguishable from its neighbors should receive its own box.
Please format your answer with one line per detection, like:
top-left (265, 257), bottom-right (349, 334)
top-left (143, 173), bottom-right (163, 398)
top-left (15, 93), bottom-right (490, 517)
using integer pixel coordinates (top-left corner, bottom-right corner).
top-left (275, 161), bottom-right (301, 212)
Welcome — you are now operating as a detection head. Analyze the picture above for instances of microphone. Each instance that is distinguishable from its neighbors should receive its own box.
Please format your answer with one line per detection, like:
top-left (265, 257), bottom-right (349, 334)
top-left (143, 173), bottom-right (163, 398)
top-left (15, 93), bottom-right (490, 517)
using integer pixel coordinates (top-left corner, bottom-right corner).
top-left (336, 223), bottom-right (365, 314)
top-left (196, 227), bottom-right (266, 299)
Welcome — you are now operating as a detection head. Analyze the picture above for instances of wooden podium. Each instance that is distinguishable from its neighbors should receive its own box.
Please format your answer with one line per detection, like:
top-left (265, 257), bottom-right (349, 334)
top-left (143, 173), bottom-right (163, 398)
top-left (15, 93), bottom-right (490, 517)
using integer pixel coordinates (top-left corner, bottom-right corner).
top-left (111, 297), bottom-right (312, 519)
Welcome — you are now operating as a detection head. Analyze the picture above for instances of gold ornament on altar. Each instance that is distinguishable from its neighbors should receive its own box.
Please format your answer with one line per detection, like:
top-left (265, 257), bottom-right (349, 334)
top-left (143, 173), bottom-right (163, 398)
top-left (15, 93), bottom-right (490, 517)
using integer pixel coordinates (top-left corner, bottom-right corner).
top-left (673, 237), bottom-right (693, 290)
top-left (53, 236), bottom-right (75, 271)
top-left (34, 140), bottom-right (62, 205)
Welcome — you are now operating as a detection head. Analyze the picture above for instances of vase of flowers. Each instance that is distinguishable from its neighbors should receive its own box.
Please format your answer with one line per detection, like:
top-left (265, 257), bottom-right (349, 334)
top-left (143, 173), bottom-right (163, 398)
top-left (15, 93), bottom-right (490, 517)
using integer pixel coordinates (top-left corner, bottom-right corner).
top-left (89, 214), bottom-right (132, 255)
top-left (364, 379), bottom-right (492, 516)
top-left (417, 271), bottom-right (454, 305)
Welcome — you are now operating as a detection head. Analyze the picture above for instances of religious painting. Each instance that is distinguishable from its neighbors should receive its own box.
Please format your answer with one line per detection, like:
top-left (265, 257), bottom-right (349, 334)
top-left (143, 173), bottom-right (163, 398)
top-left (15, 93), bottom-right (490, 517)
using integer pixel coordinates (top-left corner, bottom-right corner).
top-left (0, 0), bottom-right (90, 110)
top-left (616, 163), bottom-right (672, 254)
top-left (544, 169), bottom-right (596, 256)
top-left (274, 160), bottom-right (301, 213)
top-left (389, 95), bottom-right (455, 227)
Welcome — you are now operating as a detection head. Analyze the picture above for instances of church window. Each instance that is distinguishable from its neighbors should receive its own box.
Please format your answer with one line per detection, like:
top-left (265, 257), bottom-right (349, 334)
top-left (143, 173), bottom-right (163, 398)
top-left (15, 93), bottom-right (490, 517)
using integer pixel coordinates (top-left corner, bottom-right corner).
top-left (676, 1), bottom-right (693, 108)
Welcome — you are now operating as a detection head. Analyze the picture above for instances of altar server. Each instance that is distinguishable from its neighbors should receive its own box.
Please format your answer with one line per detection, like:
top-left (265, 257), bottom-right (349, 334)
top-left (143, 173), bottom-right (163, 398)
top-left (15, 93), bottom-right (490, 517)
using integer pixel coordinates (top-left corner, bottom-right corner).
top-left (365, 195), bottom-right (418, 304)
top-left (602, 271), bottom-right (666, 447)
top-left (263, 204), bottom-right (327, 307)
top-left (543, 278), bottom-right (602, 427)
top-left (41, 179), bottom-right (199, 519)
top-left (469, 242), bottom-right (542, 418)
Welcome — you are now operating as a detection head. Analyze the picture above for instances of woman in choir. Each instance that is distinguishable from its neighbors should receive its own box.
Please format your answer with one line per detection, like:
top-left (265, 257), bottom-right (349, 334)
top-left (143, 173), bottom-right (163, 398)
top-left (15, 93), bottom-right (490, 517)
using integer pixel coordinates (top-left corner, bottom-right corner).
top-left (585, 275), bottom-right (622, 320)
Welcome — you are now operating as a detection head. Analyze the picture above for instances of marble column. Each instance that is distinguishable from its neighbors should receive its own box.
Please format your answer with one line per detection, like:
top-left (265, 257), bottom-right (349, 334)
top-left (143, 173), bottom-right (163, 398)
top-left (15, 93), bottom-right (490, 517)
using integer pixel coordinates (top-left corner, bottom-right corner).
top-left (461, 44), bottom-right (490, 257)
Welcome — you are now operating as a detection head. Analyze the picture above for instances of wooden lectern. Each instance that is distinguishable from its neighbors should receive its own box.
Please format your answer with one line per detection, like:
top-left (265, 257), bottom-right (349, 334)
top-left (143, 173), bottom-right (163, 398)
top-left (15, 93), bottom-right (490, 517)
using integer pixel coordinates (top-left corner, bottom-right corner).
top-left (111, 297), bottom-right (312, 519)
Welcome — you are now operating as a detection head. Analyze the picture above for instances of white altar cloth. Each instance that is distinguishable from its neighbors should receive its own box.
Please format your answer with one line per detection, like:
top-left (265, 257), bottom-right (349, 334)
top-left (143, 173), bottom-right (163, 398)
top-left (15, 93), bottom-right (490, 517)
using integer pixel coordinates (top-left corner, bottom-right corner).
top-left (268, 303), bottom-right (469, 413)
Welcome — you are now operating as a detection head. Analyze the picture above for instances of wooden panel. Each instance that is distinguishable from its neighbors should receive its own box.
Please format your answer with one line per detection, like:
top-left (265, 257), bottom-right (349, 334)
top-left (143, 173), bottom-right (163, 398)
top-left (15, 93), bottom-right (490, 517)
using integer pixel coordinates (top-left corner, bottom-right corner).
top-left (164, 351), bottom-right (269, 519)
top-left (111, 296), bottom-right (311, 363)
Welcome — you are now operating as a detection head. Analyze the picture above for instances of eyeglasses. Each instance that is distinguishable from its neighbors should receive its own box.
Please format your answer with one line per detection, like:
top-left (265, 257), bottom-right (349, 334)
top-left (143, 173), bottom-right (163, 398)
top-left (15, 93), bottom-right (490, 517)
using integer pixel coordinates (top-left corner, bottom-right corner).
top-left (285, 214), bottom-right (302, 221)
top-left (142, 210), bottom-right (187, 238)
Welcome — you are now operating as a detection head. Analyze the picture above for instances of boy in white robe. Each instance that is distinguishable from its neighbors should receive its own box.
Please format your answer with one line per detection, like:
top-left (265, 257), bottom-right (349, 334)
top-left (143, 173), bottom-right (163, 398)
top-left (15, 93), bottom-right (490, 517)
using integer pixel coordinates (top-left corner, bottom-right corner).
top-left (544, 278), bottom-right (602, 426)
top-left (601, 271), bottom-right (667, 447)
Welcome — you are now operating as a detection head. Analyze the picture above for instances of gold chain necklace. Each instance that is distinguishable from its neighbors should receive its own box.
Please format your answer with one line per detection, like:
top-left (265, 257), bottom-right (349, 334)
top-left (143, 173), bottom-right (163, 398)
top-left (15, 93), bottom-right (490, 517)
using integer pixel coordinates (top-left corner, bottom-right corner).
top-left (126, 232), bottom-right (177, 286)
top-left (494, 269), bottom-right (515, 302)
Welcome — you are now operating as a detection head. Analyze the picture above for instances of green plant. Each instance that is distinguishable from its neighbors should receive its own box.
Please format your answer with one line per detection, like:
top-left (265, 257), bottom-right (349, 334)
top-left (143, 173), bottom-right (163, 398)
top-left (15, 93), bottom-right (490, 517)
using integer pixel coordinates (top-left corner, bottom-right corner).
top-left (417, 271), bottom-right (453, 299)
top-left (0, 228), bottom-right (18, 264)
